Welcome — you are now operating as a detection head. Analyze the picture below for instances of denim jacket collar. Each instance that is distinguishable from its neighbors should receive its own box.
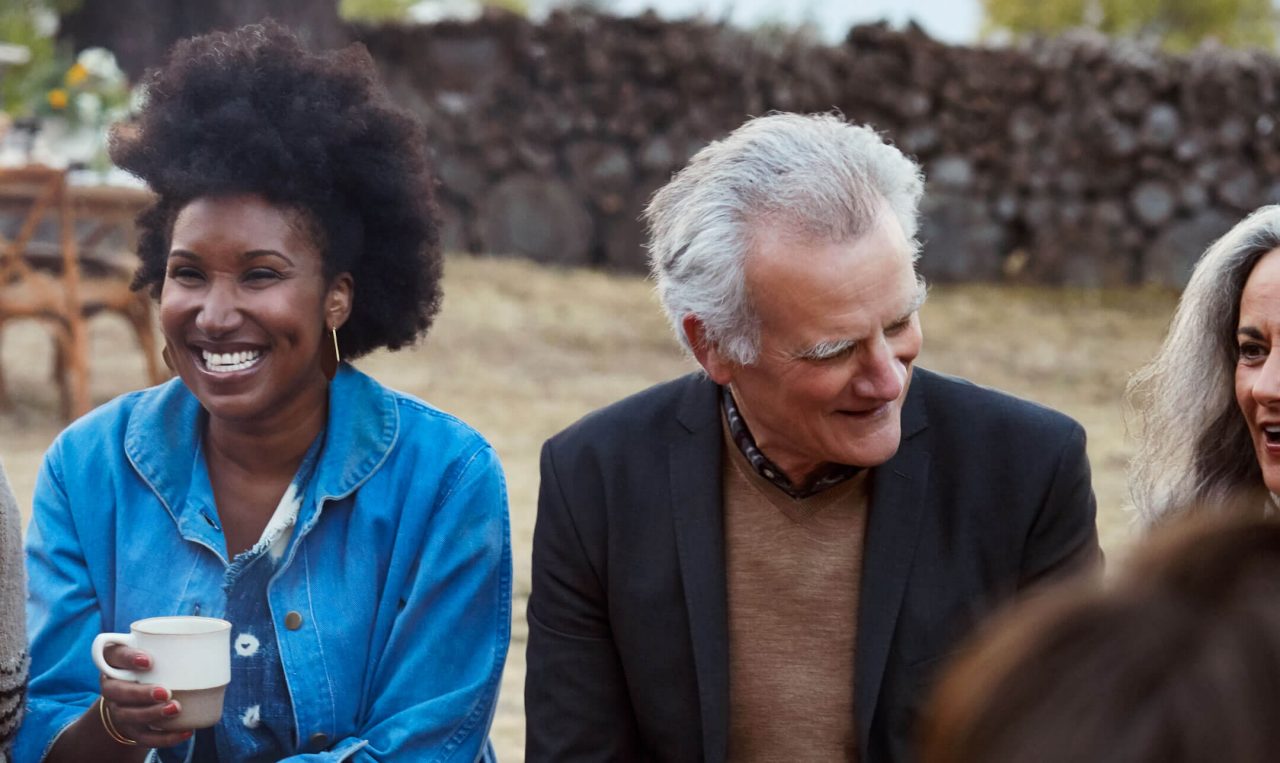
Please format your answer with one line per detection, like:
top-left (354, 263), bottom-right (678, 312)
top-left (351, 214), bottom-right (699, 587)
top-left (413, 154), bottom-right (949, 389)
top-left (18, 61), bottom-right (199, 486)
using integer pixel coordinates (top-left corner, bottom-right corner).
top-left (124, 363), bottom-right (401, 535)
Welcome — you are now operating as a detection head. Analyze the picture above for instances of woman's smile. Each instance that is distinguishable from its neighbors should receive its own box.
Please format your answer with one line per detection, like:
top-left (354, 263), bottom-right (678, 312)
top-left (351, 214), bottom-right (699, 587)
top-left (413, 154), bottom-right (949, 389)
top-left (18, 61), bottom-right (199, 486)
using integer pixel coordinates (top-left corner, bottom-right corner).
top-left (202, 349), bottom-right (262, 372)
top-left (196, 347), bottom-right (266, 375)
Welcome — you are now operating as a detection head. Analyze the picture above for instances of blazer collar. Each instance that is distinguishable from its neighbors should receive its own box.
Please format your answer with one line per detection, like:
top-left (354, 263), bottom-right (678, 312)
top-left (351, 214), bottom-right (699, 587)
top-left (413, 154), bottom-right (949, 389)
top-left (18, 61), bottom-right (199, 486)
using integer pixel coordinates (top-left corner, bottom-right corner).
top-left (669, 373), bottom-right (731, 763)
top-left (124, 363), bottom-right (400, 528)
top-left (855, 370), bottom-right (933, 756)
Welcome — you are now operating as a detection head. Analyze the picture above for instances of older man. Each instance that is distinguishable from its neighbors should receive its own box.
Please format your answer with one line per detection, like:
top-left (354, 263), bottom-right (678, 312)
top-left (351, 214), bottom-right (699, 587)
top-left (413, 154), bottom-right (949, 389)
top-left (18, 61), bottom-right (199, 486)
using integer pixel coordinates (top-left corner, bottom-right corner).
top-left (525, 113), bottom-right (1100, 762)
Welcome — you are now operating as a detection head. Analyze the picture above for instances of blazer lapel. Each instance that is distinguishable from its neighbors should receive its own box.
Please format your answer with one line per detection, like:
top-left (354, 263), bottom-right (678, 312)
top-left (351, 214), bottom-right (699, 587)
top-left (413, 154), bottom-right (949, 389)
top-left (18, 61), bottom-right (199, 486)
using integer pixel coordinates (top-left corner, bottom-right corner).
top-left (855, 377), bottom-right (932, 758)
top-left (669, 375), bottom-right (730, 763)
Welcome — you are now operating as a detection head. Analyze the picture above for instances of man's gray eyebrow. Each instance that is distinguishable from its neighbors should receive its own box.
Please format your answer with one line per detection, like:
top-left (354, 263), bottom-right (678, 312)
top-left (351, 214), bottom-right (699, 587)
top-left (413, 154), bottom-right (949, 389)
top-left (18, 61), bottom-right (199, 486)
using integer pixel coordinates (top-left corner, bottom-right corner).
top-left (796, 337), bottom-right (857, 360)
top-left (903, 282), bottom-right (928, 316)
top-left (793, 284), bottom-right (926, 360)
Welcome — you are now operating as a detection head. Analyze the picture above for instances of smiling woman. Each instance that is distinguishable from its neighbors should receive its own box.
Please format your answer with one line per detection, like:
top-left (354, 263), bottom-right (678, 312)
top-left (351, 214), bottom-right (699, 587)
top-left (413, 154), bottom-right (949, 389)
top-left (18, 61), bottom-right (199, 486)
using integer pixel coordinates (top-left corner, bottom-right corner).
top-left (1235, 248), bottom-right (1280, 494)
top-left (1128, 205), bottom-right (1280, 522)
top-left (160, 195), bottom-right (348, 431)
top-left (17, 22), bottom-right (511, 763)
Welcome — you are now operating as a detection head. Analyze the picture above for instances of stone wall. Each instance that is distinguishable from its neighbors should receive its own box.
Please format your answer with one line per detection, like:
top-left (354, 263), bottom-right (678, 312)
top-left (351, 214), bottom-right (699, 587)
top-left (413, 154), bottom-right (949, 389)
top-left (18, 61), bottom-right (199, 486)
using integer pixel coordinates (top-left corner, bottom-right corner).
top-left (356, 10), bottom-right (1280, 287)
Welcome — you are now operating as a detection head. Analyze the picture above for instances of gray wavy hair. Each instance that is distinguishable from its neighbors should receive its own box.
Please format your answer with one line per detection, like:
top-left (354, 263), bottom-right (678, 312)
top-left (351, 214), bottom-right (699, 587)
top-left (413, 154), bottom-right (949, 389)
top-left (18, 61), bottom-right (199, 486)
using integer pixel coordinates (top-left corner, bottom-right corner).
top-left (1128, 205), bottom-right (1280, 523)
top-left (643, 112), bottom-right (925, 364)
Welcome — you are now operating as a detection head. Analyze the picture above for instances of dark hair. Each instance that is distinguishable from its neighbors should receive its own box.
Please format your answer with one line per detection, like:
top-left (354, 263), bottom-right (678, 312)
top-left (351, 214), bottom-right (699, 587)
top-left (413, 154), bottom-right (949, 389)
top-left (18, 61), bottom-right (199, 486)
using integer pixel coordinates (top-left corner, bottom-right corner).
top-left (110, 21), bottom-right (441, 358)
top-left (921, 513), bottom-right (1280, 763)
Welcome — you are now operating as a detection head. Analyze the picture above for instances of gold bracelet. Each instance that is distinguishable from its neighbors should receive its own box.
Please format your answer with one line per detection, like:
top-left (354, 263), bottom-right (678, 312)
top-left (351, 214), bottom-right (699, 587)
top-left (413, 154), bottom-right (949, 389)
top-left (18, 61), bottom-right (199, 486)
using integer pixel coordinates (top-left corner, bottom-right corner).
top-left (98, 696), bottom-right (138, 746)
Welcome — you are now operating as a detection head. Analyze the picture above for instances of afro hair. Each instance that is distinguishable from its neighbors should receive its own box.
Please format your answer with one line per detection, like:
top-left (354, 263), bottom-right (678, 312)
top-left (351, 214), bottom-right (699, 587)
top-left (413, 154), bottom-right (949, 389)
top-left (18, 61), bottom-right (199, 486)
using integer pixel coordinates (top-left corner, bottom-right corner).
top-left (111, 21), bottom-right (441, 358)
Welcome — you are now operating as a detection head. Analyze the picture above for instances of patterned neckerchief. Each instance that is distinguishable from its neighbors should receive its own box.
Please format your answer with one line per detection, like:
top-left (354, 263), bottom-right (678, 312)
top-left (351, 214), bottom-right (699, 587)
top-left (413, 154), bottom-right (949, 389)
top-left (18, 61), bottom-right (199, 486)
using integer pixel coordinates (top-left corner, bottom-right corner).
top-left (720, 385), bottom-right (863, 499)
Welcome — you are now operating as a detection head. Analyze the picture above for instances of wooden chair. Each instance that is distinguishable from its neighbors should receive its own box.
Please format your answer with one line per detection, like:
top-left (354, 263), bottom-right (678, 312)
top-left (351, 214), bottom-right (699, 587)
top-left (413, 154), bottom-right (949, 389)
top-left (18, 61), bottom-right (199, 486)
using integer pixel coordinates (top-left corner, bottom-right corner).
top-left (0, 166), bottom-right (163, 419)
top-left (65, 184), bottom-right (164, 396)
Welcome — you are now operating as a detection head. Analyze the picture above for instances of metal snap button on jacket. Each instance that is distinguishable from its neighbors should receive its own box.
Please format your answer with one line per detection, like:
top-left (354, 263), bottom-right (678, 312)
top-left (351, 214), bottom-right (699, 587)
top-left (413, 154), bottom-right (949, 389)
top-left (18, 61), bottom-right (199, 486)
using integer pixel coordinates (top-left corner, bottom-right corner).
top-left (309, 732), bottom-right (329, 750)
top-left (284, 611), bottom-right (303, 630)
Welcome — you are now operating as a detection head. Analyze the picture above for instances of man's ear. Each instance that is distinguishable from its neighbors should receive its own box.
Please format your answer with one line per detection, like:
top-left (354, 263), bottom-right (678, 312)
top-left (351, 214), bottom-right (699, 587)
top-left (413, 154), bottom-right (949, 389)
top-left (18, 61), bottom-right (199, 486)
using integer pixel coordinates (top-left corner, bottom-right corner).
top-left (326, 273), bottom-right (354, 330)
top-left (683, 314), bottom-right (735, 385)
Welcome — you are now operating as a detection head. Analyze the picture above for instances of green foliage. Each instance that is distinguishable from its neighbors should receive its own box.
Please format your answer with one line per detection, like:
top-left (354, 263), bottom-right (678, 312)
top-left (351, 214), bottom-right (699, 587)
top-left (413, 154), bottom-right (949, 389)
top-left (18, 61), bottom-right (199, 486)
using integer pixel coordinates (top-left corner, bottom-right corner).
top-left (339, 0), bottom-right (529, 23)
top-left (981, 0), bottom-right (1091, 38)
top-left (339, 0), bottom-right (418, 22)
top-left (486, 0), bottom-right (528, 14)
top-left (0, 0), bottom-right (82, 116)
top-left (981, 0), bottom-right (1277, 51)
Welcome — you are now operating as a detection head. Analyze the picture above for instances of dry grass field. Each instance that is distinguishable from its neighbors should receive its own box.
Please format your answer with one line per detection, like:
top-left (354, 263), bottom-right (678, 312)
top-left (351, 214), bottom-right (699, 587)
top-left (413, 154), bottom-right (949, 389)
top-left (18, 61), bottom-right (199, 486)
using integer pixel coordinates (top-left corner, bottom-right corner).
top-left (0, 255), bottom-right (1178, 760)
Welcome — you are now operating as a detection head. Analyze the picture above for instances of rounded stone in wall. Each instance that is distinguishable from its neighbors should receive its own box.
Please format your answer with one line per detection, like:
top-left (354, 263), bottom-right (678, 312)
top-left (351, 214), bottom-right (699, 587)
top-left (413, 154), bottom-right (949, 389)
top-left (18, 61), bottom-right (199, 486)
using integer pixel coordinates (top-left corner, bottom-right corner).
top-left (1140, 103), bottom-right (1181, 149)
top-left (928, 156), bottom-right (974, 189)
top-left (565, 140), bottom-right (634, 212)
top-left (1102, 121), bottom-right (1138, 158)
top-left (1180, 183), bottom-right (1209, 211)
top-left (1217, 117), bottom-right (1250, 148)
top-left (476, 175), bottom-right (594, 266)
top-left (993, 192), bottom-right (1019, 222)
top-left (1216, 168), bottom-right (1260, 211)
top-left (900, 124), bottom-right (939, 154)
top-left (1130, 181), bottom-right (1176, 227)
top-left (1145, 210), bottom-right (1236, 288)
top-left (638, 134), bottom-right (679, 173)
top-left (602, 173), bottom-right (667, 273)
top-left (438, 200), bottom-right (473, 254)
top-left (1008, 107), bottom-right (1041, 145)
top-left (436, 154), bottom-right (488, 204)
top-left (917, 192), bottom-right (1005, 282)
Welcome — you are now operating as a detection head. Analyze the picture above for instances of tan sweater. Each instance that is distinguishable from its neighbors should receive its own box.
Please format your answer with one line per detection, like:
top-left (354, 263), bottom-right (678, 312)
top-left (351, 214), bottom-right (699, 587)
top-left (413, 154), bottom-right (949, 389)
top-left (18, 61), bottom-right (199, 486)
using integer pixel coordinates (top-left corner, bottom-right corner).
top-left (722, 427), bottom-right (869, 762)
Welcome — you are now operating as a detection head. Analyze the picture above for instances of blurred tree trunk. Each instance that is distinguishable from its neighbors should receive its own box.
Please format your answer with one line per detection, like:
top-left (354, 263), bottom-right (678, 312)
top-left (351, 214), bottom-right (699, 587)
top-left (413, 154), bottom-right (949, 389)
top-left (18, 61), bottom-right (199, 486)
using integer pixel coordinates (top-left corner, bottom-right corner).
top-left (59, 0), bottom-right (348, 79)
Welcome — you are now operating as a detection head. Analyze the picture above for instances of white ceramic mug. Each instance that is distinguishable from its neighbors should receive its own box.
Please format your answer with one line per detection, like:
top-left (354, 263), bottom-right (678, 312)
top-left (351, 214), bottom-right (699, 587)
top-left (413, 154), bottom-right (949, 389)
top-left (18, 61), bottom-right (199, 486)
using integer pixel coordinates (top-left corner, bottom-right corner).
top-left (92, 616), bottom-right (231, 730)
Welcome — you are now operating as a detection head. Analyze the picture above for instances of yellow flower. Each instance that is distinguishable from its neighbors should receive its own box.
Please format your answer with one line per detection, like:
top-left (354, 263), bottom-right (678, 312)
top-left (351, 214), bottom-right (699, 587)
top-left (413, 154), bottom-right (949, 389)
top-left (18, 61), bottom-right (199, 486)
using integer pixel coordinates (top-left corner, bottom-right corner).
top-left (47, 89), bottom-right (68, 110)
top-left (65, 62), bottom-right (89, 87)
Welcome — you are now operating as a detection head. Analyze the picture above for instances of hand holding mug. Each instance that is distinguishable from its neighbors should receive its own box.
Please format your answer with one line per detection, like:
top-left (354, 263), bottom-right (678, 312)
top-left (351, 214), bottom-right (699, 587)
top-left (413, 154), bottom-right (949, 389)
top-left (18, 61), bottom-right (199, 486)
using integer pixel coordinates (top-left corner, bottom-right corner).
top-left (95, 642), bottom-right (192, 749)
top-left (92, 616), bottom-right (231, 746)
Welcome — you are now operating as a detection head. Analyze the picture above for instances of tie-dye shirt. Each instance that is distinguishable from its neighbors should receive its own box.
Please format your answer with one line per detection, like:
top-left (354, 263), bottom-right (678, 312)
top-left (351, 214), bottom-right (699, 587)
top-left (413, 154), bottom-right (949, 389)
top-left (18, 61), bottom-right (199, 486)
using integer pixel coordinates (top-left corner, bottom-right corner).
top-left (191, 432), bottom-right (324, 762)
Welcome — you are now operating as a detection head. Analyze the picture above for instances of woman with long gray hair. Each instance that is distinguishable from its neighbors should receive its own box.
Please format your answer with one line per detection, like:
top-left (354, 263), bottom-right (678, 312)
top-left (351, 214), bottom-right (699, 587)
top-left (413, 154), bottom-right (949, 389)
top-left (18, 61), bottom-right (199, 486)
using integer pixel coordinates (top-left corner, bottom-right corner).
top-left (1128, 205), bottom-right (1280, 522)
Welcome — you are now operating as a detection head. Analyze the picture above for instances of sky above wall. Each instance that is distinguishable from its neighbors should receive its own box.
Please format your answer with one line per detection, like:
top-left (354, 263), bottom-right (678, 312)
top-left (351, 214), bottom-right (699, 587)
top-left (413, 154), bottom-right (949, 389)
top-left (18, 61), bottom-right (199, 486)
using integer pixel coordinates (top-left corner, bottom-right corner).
top-left (528, 0), bottom-right (984, 44)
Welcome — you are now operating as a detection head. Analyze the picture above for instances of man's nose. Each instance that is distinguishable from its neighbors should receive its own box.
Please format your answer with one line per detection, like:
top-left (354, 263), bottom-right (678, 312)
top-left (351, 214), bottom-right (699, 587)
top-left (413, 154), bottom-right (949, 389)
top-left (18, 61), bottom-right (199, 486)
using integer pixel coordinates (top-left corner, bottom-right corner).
top-left (194, 280), bottom-right (244, 337)
top-left (852, 336), bottom-right (906, 402)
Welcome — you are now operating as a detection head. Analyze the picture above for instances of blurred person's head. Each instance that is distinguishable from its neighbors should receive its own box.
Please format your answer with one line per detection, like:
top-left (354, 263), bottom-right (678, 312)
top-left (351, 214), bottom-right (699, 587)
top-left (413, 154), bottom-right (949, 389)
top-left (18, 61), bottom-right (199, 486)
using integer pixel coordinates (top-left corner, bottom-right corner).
top-left (643, 113), bottom-right (927, 478)
top-left (110, 22), bottom-right (441, 426)
top-left (921, 512), bottom-right (1280, 763)
top-left (1128, 206), bottom-right (1280, 523)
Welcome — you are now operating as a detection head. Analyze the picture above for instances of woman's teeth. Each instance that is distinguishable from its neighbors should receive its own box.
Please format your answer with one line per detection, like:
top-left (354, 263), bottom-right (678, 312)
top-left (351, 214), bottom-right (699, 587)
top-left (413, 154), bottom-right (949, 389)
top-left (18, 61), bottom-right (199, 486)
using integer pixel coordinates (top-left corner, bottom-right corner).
top-left (202, 349), bottom-right (262, 373)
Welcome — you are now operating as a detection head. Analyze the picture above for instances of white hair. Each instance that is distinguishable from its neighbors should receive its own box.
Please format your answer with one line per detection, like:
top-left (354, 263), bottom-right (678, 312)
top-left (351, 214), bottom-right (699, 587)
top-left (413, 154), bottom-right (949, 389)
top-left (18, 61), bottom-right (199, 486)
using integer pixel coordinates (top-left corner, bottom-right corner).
top-left (1128, 206), bottom-right (1280, 523)
top-left (643, 112), bottom-right (925, 364)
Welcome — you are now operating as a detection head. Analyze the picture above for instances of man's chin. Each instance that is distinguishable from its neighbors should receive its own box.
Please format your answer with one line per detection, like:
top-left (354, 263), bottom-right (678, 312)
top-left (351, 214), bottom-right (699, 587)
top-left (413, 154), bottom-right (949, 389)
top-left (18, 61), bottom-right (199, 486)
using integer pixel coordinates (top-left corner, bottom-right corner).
top-left (844, 440), bottom-right (901, 468)
top-left (830, 419), bottom-right (902, 468)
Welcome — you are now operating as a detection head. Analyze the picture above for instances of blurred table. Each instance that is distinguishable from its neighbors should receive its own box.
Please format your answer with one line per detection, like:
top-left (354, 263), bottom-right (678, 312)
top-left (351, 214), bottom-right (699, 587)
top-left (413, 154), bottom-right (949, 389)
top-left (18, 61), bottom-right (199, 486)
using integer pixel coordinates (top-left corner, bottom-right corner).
top-left (0, 165), bottom-right (160, 419)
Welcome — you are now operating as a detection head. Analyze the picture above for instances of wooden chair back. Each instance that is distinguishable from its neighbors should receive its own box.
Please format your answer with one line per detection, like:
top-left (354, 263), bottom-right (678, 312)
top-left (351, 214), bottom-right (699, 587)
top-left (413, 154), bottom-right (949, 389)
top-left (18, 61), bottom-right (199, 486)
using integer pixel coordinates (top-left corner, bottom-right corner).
top-left (0, 166), bottom-right (164, 420)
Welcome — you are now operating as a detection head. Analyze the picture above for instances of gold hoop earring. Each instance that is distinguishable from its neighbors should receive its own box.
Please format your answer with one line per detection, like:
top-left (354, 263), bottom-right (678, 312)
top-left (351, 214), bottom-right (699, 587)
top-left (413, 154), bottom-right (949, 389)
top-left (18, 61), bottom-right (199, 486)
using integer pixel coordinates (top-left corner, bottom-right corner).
top-left (321, 326), bottom-right (340, 381)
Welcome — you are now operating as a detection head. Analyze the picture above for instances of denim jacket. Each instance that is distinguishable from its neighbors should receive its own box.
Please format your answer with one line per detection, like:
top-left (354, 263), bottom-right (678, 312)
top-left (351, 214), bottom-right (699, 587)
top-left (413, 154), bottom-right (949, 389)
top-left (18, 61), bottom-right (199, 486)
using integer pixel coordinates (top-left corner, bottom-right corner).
top-left (16, 365), bottom-right (512, 762)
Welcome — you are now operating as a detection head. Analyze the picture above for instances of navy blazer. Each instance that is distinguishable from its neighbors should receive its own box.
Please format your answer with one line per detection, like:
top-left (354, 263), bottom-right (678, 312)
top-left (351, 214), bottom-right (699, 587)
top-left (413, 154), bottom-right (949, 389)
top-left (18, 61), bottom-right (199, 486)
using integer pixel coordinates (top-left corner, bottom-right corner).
top-left (526, 368), bottom-right (1100, 762)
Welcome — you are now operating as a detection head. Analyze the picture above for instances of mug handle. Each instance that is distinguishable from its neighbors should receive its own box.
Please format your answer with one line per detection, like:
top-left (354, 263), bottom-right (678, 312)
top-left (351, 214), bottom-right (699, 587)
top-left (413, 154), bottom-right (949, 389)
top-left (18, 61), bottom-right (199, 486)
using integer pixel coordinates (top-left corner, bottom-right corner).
top-left (92, 631), bottom-right (141, 682)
